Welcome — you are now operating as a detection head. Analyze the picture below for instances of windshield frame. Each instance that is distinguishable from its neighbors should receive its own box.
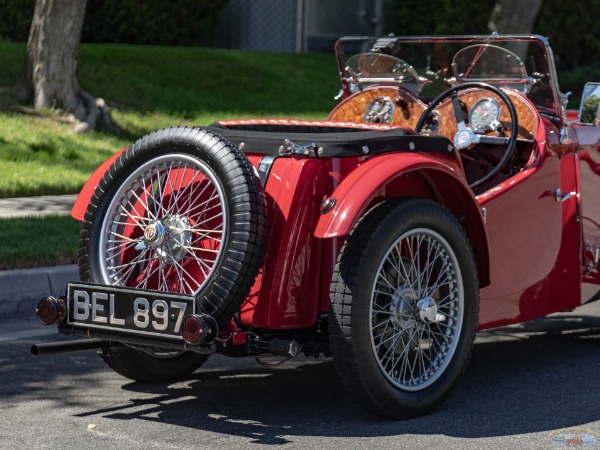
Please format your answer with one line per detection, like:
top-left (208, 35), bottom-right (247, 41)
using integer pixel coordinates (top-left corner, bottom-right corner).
top-left (334, 34), bottom-right (563, 121)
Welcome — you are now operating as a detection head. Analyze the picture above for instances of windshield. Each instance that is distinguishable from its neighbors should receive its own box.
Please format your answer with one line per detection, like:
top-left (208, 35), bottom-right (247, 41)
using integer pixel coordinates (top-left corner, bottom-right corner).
top-left (345, 53), bottom-right (420, 95)
top-left (335, 35), bottom-right (561, 116)
top-left (453, 44), bottom-right (526, 81)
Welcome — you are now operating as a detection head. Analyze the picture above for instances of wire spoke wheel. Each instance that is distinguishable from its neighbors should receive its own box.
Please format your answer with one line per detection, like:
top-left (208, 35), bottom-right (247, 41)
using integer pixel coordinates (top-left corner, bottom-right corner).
top-left (79, 127), bottom-right (267, 382)
top-left (100, 154), bottom-right (227, 296)
top-left (370, 228), bottom-right (463, 391)
top-left (329, 198), bottom-right (478, 419)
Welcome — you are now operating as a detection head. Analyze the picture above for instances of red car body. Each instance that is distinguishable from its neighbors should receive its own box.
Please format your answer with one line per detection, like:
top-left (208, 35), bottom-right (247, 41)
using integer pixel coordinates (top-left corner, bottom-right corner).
top-left (35, 34), bottom-right (600, 419)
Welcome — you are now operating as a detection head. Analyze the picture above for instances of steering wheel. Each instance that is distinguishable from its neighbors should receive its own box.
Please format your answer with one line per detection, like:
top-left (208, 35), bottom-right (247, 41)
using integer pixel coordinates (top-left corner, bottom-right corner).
top-left (415, 82), bottom-right (519, 189)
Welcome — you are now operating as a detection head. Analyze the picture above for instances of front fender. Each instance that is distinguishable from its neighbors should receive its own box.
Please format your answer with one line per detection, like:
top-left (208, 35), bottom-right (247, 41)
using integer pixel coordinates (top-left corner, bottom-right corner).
top-left (71, 147), bottom-right (128, 221)
top-left (315, 153), bottom-right (490, 286)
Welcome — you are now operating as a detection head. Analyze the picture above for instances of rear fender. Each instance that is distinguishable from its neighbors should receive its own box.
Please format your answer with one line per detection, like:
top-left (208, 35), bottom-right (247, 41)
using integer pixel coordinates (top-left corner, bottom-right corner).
top-left (71, 147), bottom-right (128, 221)
top-left (316, 153), bottom-right (490, 286)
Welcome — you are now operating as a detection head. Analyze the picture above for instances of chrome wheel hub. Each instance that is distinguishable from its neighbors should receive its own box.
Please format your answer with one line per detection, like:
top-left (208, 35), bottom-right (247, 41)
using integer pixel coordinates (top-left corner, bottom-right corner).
top-left (158, 215), bottom-right (193, 264)
top-left (138, 215), bottom-right (193, 264)
top-left (143, 221), bottom-right (166, 247)
top-left (417, 296), bottom-right (446, 323)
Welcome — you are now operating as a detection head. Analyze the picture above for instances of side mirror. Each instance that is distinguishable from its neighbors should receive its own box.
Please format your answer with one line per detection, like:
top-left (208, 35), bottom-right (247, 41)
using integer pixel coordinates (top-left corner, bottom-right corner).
top-left (578, 82), bottom-right (600, 125)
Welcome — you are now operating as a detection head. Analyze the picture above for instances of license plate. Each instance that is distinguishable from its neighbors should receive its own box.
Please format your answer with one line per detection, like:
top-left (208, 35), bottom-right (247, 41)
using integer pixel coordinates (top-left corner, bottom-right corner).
top-left (67, 282), bottom-right (196, 340)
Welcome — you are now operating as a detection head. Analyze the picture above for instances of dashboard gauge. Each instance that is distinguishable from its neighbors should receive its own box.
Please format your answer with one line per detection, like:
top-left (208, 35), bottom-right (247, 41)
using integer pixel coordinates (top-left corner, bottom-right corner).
top-left (364, 96), bottom-right (395, 124)
top-left (469, 98), bottom-right (501, 132)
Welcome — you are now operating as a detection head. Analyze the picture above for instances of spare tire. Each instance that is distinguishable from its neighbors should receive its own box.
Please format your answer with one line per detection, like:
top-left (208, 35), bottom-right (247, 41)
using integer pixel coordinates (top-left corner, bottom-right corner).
top-left (78, 126), bottom-right (267, 381)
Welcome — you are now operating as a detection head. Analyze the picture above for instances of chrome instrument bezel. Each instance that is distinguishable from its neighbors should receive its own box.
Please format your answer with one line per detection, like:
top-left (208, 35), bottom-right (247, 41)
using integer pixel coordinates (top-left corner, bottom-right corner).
top-left (364, 96), bottom-right (395, 124)
top-left (469, 97), bottom-right (501, 132)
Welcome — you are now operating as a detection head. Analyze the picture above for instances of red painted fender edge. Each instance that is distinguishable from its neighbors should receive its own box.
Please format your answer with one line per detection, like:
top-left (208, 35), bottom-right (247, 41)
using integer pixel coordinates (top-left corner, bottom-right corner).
top-left (71, 147), bottom-right (128, 221)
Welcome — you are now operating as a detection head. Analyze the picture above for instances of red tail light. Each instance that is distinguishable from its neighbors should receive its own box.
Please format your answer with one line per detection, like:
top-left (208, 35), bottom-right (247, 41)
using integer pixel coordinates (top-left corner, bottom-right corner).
top-left (182, 314), bottom-right (217, 345)
top-left (36, 296), bottom-right (66, 326)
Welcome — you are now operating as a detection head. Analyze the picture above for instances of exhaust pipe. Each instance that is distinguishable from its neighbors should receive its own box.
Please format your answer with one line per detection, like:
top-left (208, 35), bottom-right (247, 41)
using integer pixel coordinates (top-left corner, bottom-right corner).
top-left (31, 338), bottom-right (110, 356)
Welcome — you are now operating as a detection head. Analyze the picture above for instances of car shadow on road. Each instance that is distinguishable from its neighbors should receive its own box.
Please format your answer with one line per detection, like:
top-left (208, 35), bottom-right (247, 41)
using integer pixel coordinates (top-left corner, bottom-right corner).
top-left (70, 330), bottom-right (600, 444)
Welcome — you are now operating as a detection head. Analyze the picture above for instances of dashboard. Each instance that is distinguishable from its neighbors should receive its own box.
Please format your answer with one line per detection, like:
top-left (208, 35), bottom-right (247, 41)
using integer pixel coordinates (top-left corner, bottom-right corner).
top-left (328, 86), bottom-right (538, 143)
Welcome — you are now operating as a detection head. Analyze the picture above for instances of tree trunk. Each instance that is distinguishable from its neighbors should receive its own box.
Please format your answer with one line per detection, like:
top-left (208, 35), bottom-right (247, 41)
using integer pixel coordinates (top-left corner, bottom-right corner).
top-left (13, 0), bottom-right (118, 132)
top-left (14, 0), bottom-right (87, 118)
top-left (488, 0), bottom-right (543, 34)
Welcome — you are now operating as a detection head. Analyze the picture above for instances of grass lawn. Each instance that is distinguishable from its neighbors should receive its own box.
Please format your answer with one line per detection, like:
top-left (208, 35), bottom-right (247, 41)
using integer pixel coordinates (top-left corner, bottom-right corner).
top-left (0, 42), bottom-right (339, 198)
top-left (0, 215), bottom-right (80, 270)
top-left (0, 42), bottom-right (339, 269)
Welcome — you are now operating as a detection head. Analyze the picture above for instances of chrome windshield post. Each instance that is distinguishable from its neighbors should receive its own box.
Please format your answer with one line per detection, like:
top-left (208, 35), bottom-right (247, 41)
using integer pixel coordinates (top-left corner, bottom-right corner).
top-left (560, 91), bottom-right (573, 144)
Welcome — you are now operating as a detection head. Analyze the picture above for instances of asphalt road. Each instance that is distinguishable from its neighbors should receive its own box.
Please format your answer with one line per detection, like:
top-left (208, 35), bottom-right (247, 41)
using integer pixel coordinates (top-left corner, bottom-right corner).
top-left (2, 307), bottom-right (600, 450)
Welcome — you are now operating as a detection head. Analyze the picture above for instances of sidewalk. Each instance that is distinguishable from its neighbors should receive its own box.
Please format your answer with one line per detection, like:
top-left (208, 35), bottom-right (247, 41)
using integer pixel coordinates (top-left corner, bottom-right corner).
top-left (0, 194), bottom-right (79, 321)
top-left (0, 194), bottom-right (77, 218)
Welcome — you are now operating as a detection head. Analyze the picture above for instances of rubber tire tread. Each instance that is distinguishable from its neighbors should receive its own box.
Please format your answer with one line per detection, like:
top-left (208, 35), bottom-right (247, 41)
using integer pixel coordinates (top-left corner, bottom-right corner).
top-left (99, 347), bottom-right (209, 383)
top-left (329, 198), bottom-right (479, 419)
top-left (78, 126), bottom-right (267, 382)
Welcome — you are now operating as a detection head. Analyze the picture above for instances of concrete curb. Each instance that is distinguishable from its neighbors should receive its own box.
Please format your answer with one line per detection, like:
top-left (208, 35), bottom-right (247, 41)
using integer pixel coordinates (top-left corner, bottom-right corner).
top-left (0, 265), bottom-right (78, 322)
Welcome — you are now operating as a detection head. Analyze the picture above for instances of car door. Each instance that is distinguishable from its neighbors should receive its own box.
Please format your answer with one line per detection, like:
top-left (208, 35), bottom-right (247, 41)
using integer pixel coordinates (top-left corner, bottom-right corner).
top-left (477, 121), bottom-right (581, 329)
top-left (575, 124), bottom-right (600, 302)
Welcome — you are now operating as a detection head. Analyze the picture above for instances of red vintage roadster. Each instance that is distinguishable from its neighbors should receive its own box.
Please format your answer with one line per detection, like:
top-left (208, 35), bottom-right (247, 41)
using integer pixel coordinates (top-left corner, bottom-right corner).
top-left (33, 34), bottom-right (600, 419)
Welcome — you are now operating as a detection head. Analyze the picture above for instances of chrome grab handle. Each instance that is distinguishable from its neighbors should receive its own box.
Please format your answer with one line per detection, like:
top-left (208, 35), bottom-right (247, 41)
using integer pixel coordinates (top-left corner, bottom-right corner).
top-left (555, 188), bottom-right (577, 202)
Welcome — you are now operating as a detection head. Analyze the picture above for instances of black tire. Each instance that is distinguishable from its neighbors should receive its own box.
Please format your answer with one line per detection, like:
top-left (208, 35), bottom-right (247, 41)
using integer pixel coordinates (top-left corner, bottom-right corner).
top-left (99, 346), bottom-right (210, 383)
top-left (329, 198), bottom-right (479, 419)
top-left (78, 126), bottom-right (267, 382)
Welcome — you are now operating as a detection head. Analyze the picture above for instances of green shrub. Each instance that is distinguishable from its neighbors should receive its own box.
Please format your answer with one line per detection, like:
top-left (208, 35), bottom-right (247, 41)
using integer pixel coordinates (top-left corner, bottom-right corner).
top-left (0, 0), bottom-right (228, 46)
top-left (83, 0), bottom-right (228, 46)
top-left (393, 0), bottom-right (495, 36)
top-left (0, 0), bottom-right (35, 41)
top-left (558, 64), bottom-right (600, 105)
top-left (392, 0), bottom-right (600, 71)
top-left (536, 1), bottom-right (600, 70)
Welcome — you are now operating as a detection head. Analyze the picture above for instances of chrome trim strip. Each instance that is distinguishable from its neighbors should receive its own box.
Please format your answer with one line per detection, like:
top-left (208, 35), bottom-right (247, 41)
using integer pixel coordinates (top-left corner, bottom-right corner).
top-left (257, 155), bottom-right (277, 186)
